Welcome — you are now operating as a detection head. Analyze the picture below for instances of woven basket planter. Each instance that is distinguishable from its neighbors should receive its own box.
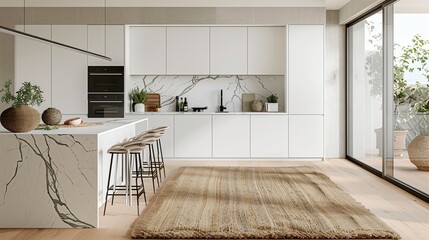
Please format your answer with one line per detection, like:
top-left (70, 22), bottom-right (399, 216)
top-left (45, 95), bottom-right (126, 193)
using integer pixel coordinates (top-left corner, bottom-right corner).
top-left (408, 135), bottom-right (429, 171)
top-left (1, 105), bottom-right (40, 132)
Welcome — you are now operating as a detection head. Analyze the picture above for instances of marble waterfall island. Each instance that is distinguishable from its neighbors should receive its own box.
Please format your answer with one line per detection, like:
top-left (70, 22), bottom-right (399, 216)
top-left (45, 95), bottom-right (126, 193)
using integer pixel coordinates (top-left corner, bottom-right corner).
top-left (0, 118), bottom-right (148, 228)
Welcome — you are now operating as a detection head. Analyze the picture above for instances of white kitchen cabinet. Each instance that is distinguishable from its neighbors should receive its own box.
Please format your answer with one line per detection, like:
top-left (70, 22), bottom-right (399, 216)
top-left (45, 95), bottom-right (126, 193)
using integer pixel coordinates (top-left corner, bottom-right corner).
top-left (251, 115), bottom-right (288, 158)
top-left (213, 115), bottom-right (250, 158)
top-left (210, 27), bottom-right (247, 75)
top-left (88, 25), bottom-right (124, 66)
top-left (248, 27), bottom-right (285, 75)
top-left (51, 25), bottom-right (88, 114)
top-left (129, 26), bottom-right (166, 75)
top-left (145, 115), bottom-right (174, 158)
top-left (288, 25), bottom-right (324, 114)
top-left (167, 27), bottom-right (209, 75)
top-left (289, 115), bottom-right (323, 158)
top-left (175, 115), bottom-right (212, 158)
top-left (14, 25), bottom-right (52, 113)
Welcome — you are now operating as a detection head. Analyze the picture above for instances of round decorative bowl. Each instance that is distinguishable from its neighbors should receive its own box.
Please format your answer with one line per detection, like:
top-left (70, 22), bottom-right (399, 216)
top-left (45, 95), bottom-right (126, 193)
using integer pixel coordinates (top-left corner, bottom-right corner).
top-left (251, 100), bottom-right (264, 112)
top-left (42, 107), bottom-right (62, 125)
top-left (0, 105), bottom-right (40, 132)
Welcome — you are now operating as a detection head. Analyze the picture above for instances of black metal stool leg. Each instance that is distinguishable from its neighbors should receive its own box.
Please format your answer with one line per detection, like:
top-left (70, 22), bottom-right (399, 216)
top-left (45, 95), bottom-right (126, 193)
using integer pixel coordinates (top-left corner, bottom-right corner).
top-left (103, 154), bottom-right (114, 216)
top-left (151, 144), bottom-right (160, 188)
top-left (134, 154), bottom-right (140, 215)
top-left (149, 145), bottom-right (157, 193)
top-left (138, 153), bottom-right (147, 205)
top-left (159, 139), bottom-right (166, 178)
top-left (156, 140), bottom-right (162, 182)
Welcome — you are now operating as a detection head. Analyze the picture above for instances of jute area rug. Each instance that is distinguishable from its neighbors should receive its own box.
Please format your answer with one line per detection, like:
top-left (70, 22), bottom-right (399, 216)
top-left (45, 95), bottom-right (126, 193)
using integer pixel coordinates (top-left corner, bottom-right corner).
top-left (131, 167), bottom-right (400, 239)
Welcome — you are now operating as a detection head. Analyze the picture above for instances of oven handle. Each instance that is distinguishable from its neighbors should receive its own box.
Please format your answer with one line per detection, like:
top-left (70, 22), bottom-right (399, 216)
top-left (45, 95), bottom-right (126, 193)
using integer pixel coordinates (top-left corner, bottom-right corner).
top-left (89, 100), bottom-right (123, 103)
top-left (89, 73), bottom-right (123, 76)
top-left (95, 110), bottom-right (120, 114)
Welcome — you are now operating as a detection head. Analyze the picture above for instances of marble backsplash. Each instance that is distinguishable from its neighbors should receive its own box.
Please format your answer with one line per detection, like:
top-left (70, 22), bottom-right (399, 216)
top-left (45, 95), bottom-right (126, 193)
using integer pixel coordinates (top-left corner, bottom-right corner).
top-left (127, 75), bottom-right (285, 112)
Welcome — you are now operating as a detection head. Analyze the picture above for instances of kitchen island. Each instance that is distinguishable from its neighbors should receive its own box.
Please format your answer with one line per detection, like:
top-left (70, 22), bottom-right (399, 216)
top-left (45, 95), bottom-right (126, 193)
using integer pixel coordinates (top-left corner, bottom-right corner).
top-left (0, 118), bottom-right (148, 228)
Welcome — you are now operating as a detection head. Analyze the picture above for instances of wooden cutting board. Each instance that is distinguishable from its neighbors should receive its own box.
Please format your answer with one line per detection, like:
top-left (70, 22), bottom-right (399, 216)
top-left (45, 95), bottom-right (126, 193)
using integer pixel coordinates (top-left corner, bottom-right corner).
top-left (146, 93), bottom-right (161, 112)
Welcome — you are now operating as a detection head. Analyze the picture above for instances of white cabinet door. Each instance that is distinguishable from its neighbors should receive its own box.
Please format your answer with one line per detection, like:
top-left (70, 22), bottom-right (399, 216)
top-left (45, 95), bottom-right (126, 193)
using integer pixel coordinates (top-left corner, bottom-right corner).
top-left (288, 25), bottom-right (324, 114)
top-left (52, 25), bottom-right (88, 114)
top-left (289, 115), bottom-right (323, 158)
top-left (129, 26), bottom-right (166, 75)
top-left (213, 115), bottom-right (250, 158)
top-left (88, 25), bottom-right (124, 66)
top-left (248, 27), bottom-right (285, 75)
top-left (251, 115), bottom-right (288, 158)
top-left (210, 27), bottom-right (247, 75)
top-left (146, 115), bottom-right (175, 158)
top-left (167, 27), bottom-right (209, 75)
top-left (175, 115), bottom-right (212, 158)
top-left (15, 25), bottom-right (52, 113)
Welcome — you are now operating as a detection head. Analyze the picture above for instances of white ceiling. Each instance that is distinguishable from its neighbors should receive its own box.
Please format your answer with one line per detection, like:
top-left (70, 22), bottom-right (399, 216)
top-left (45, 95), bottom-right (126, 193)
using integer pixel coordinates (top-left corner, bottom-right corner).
top-left (0, 0), bottom-right (351, 10)
top-left (326, 0), bottom-right (351, 10)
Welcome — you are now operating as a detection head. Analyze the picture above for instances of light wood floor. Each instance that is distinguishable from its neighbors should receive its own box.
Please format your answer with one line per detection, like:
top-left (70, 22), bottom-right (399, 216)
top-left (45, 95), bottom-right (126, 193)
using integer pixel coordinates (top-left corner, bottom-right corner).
top-left (1, 159), bottom-right (428, 240)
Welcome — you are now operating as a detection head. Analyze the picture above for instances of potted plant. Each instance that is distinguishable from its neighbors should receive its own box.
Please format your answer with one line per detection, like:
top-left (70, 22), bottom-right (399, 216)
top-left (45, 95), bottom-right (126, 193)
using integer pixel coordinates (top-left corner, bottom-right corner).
top-left (130, 87), bottom-right (147, 113)
top-left (408, 122), bottom-right (429, 171)
top-left (265, 94), bottom-right (278, 112)
top-left (0, 80), bottom-right (44, 132)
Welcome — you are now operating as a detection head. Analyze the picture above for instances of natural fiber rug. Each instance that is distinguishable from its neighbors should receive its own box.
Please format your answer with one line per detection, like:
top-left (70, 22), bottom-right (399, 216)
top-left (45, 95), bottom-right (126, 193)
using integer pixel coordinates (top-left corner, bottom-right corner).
top-left (131, 167), bottom-right (400, 239)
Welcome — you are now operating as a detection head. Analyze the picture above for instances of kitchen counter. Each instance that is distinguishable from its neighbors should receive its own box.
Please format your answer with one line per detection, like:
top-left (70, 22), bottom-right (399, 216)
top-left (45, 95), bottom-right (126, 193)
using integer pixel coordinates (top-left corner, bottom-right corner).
top-left (127, 111), bottom-right (290, 115)
top-left (0, 118), bottom-right (148, 228)
top-left (0, 118), bottom-right (147, 135)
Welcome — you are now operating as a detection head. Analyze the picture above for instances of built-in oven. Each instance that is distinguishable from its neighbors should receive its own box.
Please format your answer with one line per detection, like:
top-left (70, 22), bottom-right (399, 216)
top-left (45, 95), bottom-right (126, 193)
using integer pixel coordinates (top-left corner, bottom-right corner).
top-left (88, 66), bottom-right (124, 93)
top-left (88, 66), bottom-right (124, 118)
top-left (88, 94), bottom-right (124, 118)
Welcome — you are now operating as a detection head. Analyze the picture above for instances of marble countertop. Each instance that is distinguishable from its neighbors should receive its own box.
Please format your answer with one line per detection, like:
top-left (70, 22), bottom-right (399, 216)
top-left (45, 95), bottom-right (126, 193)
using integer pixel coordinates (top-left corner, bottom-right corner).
top-left (0, 118), bottom-right (148, 135)
top-left (127, 112), bottom-right (290, 115)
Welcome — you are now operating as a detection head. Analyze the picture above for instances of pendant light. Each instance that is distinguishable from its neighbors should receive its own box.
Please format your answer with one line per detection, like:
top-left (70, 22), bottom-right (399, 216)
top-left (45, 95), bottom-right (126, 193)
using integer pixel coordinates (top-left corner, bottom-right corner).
top-left (0, 0), bottom-right (112, 61)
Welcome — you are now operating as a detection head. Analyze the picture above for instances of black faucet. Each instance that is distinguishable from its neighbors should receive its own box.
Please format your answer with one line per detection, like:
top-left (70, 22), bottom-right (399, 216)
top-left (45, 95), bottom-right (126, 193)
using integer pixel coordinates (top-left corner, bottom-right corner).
top-left (219, 89), bottom-right (227, 112)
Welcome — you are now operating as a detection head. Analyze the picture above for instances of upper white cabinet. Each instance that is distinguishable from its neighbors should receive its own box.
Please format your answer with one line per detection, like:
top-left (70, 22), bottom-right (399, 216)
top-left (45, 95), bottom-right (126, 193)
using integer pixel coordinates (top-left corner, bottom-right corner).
top-left (251, 115), bottom-right (288, 158)
top-left (167, 27), bottom-right (210, 75)
top-left (88, 25), bottom-right (124, 66)
top-left (175, 115), bottom-right (212, 158)
top-left (15, 25), bottom-right (52, 113)
top-left (52, 25), bottom-right (88, 114)
top-left (213, 115), bottom-right (250, 158)
top-left (129, 26), bottom-right (166, 75)
top-left (289, 115), bottom-right (323, 158)
top-left (248, 27), bottom-right (285, 75)
top-left (288, 25), bottom-right (324, 114)
top-left (210, 27), bottom-right (247, 75)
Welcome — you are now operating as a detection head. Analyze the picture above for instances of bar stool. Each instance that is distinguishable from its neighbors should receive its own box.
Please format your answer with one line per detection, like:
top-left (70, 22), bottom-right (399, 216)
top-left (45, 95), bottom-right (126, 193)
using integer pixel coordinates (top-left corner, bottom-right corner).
top-left (133, 134), bottom-right (161, 191)
top-left (103, 140), bottom-right (148, 215)
top-left (140, 126), bottom-right (169, 181)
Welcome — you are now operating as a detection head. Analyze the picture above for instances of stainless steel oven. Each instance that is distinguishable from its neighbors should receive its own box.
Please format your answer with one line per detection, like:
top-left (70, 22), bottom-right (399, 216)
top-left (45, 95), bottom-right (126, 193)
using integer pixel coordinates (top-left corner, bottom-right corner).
top-left (88, 66), bottom-right (124, 93)
top-left (88, 94), bottom-right (124, 118)
top-left (88, 66), bottom-right (124, 118)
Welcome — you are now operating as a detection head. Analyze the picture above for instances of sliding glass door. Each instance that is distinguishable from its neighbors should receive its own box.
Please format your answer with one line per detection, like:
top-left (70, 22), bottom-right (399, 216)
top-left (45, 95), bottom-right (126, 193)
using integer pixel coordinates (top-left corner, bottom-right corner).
top-left (347, 11), bottom-right (384, 172)
top-left (347, 0), bottom-right (429, 201)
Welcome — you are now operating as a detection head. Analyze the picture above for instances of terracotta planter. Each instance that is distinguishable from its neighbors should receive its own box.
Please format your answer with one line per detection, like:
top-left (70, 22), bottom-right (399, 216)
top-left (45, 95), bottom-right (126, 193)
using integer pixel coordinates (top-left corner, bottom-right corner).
top-left (0, 105), bottom-right (40, 132)
top-left (408, 135), bottom-right (429, 171)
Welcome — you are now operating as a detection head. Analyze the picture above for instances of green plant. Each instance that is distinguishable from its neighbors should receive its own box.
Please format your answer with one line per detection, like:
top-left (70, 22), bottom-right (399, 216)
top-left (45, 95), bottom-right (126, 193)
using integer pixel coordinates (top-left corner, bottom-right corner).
top-left (266, 94), bottom-right (278, 103)
top-left (129, 87), bottom-right (147, 104)
top-left (0, 80), bottom-right (44, 107)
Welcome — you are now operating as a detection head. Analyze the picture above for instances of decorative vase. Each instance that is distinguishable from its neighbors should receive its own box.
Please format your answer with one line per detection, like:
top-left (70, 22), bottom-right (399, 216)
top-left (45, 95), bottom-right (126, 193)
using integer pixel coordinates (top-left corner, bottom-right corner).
top-left (42, 107), bottom-right (62, 125)
top-left (0, 105), bottom-right (40, 132)
top-left (265, 103), bottom-right (279, 112)
top-left (135, 103), bottom-right (145, 113)
top-left (408, 135), bottom-right (429, 171)
top-left (251, 100), bottom-right (264, 112)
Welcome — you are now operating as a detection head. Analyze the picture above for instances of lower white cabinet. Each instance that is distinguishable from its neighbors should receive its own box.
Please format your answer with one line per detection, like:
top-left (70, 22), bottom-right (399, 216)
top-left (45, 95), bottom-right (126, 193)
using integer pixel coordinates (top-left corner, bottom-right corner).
top-left (289, 115), bottom-right (324, 158)
top-left (175, 115), bottom-right (212, 158)
top-left (146, 115), bottom-right (175, 158)
top-left (251, 115), bottom-right (289, 158)
top-left (213, 115), bottom-right (250, 158)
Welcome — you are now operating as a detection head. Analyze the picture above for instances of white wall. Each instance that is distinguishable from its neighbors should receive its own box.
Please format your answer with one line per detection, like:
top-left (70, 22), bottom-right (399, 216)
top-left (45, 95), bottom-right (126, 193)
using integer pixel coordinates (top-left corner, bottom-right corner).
top-left (339, 0), bottom-right (384, 24)
top-left (325, 11), bottom-right (346, 158)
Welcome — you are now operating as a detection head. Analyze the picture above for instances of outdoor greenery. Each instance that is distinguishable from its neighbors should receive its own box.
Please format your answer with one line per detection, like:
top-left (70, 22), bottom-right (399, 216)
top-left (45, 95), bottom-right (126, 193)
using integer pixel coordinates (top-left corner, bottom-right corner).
top-left (129, 87), bottom-right (147, 104)
top-left (0, 80), bottom-right (44, 107)
top-left (366, 21), bottom-right (429, 113)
